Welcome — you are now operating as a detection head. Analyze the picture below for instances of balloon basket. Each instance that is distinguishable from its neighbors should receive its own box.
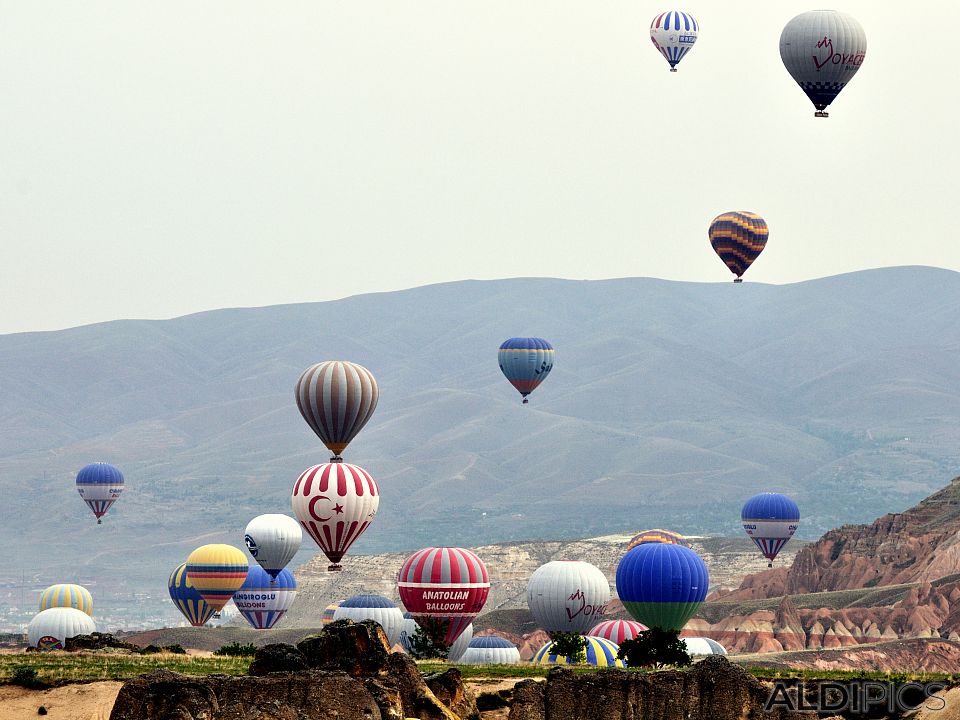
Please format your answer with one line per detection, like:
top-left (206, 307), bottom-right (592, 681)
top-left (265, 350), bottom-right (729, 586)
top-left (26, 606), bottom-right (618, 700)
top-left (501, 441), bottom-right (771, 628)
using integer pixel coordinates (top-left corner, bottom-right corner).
top-left (97, 519), bottom-right (102, 525)
top-left (767, 562), bottom-right (773, 568)
top-left (213, 612), bottom-right (221, 619)
top-left (328, 564), bottom-right (343, 572)
top-left (522, 398), bottom-right (529, 405)
top-left (815, 110), bottom-right (829, 118)
top-left (733, 278), bottom-right (743, 284)
top-left (330, 456), bottom-right (343, 464)
top-left (670, 67), bottom-right (678, 73)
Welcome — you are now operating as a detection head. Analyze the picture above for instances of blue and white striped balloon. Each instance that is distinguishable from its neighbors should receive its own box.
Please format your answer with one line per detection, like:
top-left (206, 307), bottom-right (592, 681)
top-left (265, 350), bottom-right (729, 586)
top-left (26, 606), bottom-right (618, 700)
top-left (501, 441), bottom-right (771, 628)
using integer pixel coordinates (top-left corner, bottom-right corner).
top-left (232, 566), bottom-right (297, 630)
top-left (741, 492), bottom-right (800, 566)
top-left (650, 10), bottom-right (699, 71)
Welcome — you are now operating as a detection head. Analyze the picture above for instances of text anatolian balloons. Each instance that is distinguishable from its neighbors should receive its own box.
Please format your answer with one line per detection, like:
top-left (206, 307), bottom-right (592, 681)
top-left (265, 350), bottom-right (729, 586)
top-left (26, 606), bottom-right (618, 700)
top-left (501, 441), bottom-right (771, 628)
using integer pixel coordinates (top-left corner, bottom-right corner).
top-left (291, 463), bottom-right (379, 571)
top-left (244, 514), bottom-right (302, 579)
top-left (780, 10), bottom-right (866, 117)
top-left (75, 462), bottom-right (124, 524)
top-left (397, 547), bottom-right (490, 647)
top-left (526, 560), bottom-right (610, 636)
top-left (295, 361), bottom-right (379, 460)
top-left (650, 10), bottom-right (699, 72)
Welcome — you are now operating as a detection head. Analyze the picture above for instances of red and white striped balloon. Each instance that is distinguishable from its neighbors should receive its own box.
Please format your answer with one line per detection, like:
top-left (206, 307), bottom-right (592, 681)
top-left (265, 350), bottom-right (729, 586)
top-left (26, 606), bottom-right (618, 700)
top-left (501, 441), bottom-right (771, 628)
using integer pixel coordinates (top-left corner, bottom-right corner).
top-left (589, 619), bottom-right (648, 645)
top-left (397, 547), bottom-right (490, 647)
top-left (291, 463), bottom-right (379, 571)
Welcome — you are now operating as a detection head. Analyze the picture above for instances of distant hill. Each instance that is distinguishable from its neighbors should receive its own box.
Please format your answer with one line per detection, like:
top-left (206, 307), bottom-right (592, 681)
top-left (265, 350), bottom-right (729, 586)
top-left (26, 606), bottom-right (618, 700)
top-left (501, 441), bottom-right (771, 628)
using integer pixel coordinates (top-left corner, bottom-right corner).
top-left (3, 266), bottom-right (960, 629)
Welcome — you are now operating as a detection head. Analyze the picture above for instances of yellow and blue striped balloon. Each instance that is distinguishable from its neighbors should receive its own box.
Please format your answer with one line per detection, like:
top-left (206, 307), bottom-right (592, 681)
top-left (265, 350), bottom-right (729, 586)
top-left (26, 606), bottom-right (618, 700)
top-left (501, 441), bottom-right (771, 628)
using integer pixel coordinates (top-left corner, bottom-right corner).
top-left (39, 584), bottom-right (93, 616)
top-left (168, 563), bottom-right (215, 627)
top-left (532, 636), bottom-right (625, 667)
top-left (708, 211), bottom-right (768, 281)
top-left (185, 544), bottom-right (249, 613)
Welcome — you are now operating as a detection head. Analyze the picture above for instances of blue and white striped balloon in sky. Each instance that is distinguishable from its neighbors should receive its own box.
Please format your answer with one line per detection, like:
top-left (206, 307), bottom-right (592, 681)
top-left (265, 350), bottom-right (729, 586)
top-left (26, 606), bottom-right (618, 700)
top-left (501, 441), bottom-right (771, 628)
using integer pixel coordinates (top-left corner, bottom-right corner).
top-left (741, 492), bottom-right (800, 567)
top-left (650, 10), bottom-right (699, 72)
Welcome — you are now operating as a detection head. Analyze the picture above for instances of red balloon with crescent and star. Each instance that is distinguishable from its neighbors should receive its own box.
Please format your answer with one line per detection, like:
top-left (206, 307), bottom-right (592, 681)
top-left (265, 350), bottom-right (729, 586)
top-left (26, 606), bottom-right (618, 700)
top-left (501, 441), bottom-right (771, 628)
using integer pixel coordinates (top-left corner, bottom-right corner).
top-left (291, 462), bottom-right (380, 571)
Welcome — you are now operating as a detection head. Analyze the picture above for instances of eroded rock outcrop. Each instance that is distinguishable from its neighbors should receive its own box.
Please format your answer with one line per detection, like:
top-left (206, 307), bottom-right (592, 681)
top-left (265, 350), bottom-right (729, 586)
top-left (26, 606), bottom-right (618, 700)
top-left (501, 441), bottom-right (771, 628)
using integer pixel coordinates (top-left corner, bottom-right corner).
top-left (110, 619), bottom-right (469, 720)
top-left (508, 656), bottom-right (814, 720)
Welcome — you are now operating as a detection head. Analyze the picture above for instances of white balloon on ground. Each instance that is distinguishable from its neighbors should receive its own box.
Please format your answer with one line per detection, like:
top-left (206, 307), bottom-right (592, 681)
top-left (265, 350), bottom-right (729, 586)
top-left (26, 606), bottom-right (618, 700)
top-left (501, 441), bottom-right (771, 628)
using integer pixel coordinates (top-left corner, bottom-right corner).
top-left (682, 637), bottom-right (727, 656)
top-left (243, 514), bottom-right (302, 579)
top-left (527, 560), bottom-right (611, 635)
top-left (334, 594), bottom-right (405, 647)
top-left (28, 607), bottom-right (96, 651)
top-left (447, 623), bottom-right (473, 661)
top-left (457, 636), bottom-right (522, 665)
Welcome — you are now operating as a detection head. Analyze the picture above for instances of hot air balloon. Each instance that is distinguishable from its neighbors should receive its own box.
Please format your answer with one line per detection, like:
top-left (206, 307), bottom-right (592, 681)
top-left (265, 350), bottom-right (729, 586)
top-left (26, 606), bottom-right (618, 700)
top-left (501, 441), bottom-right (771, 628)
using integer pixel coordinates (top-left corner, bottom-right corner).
top-left (589, 619), bottom-right (648, 645)
top-left (457, 636), bottom-right (521, 665)
top-left (295, 361), bottom-right (379, 461)
top-left (527, 560), bottom-right (610, 636)
top-left (232, 566), bottom-right (297, 630)
top-left (532, 636), bottom-right (625, 667)
top-left (615, 542), bottom-right (708, 631)
top-left (322, 602), bottom-right (340, 625)
top-left (291, 462), bottom-right (379, 572)
top-left (334, 594), bottom-right (405, 647)
top-left (28, 607), bottom-right (96, 651)
top-left (39, 584), bottom-right (93, 616)
top-left (185, 544), bottom-right (249, 615)
top-left (650, 10), bottom-right (698, 72)
top-left (447, 622), bottom-right (473, 662)
top-left (397, 547), bottom-right (490, 647)
top-left (168, 562), bottom-right (215, 627)
top-left (498, 338), bottom-right (554, 404)
top-left (626, 529), bottom-right (689, 551)
top-left (708, 211), bottom-right (768, 282)
top-left (244, 514), bottom-right (302, 579)
top-left (780, 10), bottom-right (866, 117)
top-left (75, 462), bottom-right (124, 524)
top-left (741, 492), bottom-right (800, 567)
top-left (682, 637), bottom-right (727, 655)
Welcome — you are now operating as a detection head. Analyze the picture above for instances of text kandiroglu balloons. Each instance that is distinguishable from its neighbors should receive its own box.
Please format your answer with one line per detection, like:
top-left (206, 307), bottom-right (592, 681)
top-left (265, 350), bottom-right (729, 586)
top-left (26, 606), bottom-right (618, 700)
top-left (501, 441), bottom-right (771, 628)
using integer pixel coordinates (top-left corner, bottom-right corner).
top-left (291, 462), bottom-right (379, 571)
top-left (398, 547), bottom-right (490, 647)
top-left (295, 361), bottom-right (379, 460)
top-left (780, 10), bottom-right (866, 117)
top-left (233, 566), bottom-right (297, 630)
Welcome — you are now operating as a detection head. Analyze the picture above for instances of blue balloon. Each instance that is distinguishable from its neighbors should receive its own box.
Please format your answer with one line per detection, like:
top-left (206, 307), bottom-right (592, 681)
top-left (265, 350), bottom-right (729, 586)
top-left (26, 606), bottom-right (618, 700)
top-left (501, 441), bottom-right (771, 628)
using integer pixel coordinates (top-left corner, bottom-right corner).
top-left (75, 462), bottom-right (125, 523)
top-left (340, 594), bottom-right (398, 609)
top-left (232, 565), bottom-right (297, 630)
top-left (168, 563), bottom-right (215, 627)
top-left (498, 337), bottom-right (555, 404)
top-left (615, 543), bottom-right (709, 631)
top-left (741, 492), bottom-right (800, 564)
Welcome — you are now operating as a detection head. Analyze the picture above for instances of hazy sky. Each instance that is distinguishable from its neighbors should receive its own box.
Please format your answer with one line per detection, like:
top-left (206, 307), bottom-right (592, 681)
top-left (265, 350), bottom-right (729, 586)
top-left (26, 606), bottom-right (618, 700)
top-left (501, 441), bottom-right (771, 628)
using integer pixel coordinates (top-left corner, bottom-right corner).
top-left (0, 1), bottom-right (954, 333)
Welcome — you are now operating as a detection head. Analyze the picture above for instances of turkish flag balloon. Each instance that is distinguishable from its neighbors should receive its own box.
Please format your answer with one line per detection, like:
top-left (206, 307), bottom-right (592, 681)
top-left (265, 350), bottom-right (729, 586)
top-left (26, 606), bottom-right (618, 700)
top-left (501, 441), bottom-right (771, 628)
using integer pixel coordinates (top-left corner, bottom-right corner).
top-left (397, 547), bottom-right (490, 647)
top-left (291, 463), bottom-right (379, 571)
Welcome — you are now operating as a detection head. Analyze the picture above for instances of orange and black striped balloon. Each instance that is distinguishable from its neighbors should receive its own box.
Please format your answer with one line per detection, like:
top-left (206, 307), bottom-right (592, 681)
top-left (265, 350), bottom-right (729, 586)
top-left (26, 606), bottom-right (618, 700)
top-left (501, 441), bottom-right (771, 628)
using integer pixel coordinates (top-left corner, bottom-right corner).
top-left (708, 211), bottom-right (768, 279)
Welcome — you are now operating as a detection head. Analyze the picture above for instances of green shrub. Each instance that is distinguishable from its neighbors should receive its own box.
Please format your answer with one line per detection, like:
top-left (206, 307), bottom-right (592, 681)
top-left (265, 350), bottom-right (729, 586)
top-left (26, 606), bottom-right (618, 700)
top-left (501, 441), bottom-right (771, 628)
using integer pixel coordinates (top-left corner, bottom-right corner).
top-left (214, 642), bottom-right (257, 657)
top-left (617, 628), bottom-right (691, 669)
top-left (10, 666), bottom-right (46, 689)
top-left (163, 644), bottom-right (187, 655)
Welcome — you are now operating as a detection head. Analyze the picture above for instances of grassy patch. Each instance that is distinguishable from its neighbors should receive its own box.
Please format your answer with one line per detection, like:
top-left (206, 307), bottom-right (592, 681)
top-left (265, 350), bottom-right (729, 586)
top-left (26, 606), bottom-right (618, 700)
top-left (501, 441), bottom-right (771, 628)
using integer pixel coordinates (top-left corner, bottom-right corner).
top-left (742, 666), bottom-right (959, 684)
top-left (0, 652), bottom-right (251, 685)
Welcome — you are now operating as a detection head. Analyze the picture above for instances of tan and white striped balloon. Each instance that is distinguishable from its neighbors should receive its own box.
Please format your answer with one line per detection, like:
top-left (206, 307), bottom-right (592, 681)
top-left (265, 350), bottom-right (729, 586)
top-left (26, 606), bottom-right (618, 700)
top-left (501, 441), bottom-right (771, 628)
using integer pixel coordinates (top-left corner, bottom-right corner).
top-left (295, 361), bottom-right (379, 459)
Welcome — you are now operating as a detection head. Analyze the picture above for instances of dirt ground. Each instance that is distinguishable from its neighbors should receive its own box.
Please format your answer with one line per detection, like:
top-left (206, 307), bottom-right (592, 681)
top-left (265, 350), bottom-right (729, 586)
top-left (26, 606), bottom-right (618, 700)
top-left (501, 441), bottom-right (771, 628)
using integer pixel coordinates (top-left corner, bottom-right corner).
top-left (0, 681), bottom-right (123, 720)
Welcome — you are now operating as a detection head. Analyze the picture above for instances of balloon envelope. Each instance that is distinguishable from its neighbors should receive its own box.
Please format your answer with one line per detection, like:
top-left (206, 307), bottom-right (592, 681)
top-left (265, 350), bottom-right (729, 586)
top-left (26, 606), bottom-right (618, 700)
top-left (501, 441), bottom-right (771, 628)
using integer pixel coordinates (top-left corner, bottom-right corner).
top-left (75, 462), bottom-right (124, 523)
top-left (682, 637), bottom-right (727, 655)
top-left (232, 566), bottom-right (297, 630)
top-left (244, 514), bottom-right (302, 579)
top-left (532, 636), bottom-right (625, 667)
top-left (186, 544), bottom-right (249, 613)
top-left (398, 547), bottom-right (490, 647)
top-left (168, 562), bottom-right (215, 627)
top-left (334, 594), bottom-right (405, 647)
top-left (741, 492), bottom-right (800, 562)
top-left (291, 462), bottom-right (379, 571)
top-left (457, 636), bottom-right (521, 665)
top-left (498, 338), bottom-right (554, 403)
top-left (28, 607), bottom-right (96, 651)
top-left (294, 361), bottom-right (379, 459)
top-left (322, 602), bottom-right (340, 625)
top-left (650, 10), bottom-right (698, 70)
top-left (39, 584), bottom-right (93, 616)
top-left (527, 560), bottom-right (610, 635)
top-left (615, 543), bottom-right (709, 631)
top-left (708, 211), bottom-right (768, 280)
top-left (626, 529), bottom-right (689, 551)
top-left (780, 10), bottom-right (866, 115)
top-left (589, 619), bottom-right (648, 645)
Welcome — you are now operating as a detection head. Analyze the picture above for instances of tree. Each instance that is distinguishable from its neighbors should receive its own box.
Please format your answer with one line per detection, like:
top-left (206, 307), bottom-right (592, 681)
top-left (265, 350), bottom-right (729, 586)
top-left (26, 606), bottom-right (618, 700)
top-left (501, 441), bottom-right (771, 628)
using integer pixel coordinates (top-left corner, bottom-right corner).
top-left (548, 632), bottom-right (587, 664)
top-left (407, 620), bottom-right (450, 660)
top-left (616, 627), bottom-right (691, 669)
